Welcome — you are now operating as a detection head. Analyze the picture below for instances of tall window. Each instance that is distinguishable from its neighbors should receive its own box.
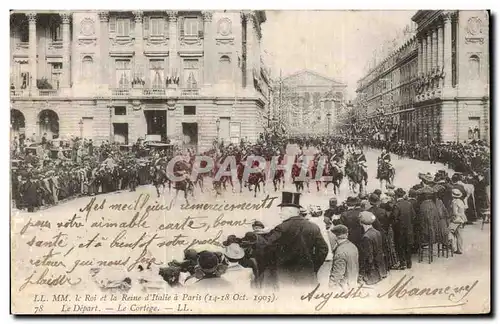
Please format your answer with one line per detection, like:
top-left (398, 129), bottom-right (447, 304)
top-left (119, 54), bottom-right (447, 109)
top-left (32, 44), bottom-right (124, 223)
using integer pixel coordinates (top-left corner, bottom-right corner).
top-left (469, 55), bottom-right (480, 81)
top-left (219, 55), bottom-right (231, 80)
top-left (82, 56), bottom-right (93, 81)
top-left (116, 59), bottom-right (131, 88)
top-left (50, 62), bottom-right (62, 88)
top-left (184, 18), bottom-right (200, 36)
top-left (19, 23), bottom-right (29, 42)
top-left (116, 18), bottom-right (131, 37)
top-left (150, 18), bottom-right (164, 36)
top-left (50, 23), bottom-right (62, 41)
top-left (183, 59), bottom-right (199, 88)
top-left (149, 59), bottom-right (164, 88)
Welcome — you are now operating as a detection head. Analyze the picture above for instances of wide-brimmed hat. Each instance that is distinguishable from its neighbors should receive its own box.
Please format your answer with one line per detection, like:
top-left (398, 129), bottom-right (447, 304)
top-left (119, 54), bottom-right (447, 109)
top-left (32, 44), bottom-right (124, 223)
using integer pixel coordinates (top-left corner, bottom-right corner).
top-left (359, 211), bottom-right (376, 225)
top-left (277, 191), bottom-right (302, 208)
top-left (452, 188), bottom-right (463, 198)
top-left (419, 172), bottom-right (435, 183)
top-left (240, 232), bottom-right (258, 245)
top-left (386, 183), bottom-right (396, 190)
top-left (224, 243), bottom-right (245, 260)
top-left (395, 188), bottom-right (406, 198)
top-left (222, 235), bottom-right (241, 246)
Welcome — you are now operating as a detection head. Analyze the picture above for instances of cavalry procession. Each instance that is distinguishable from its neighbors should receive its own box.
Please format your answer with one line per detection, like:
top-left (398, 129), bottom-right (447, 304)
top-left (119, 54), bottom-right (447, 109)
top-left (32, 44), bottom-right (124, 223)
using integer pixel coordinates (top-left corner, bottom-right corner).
top-left (10, 128), bottom-right (490, 293)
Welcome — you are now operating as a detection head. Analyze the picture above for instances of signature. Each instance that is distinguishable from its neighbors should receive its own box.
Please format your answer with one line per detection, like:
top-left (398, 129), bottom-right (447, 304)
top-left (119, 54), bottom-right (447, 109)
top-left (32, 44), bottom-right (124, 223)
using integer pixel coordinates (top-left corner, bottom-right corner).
top-left (19, 268), bottom-right (82, 292)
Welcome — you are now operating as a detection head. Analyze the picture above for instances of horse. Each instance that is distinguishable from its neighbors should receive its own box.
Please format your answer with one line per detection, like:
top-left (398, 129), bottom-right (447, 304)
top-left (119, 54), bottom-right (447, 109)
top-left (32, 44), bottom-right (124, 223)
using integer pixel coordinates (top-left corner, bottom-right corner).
top-left (292, 163), bottom-right (311, 193)
top-left (345, 158), bottom-right (367, 194)
top-left (272, 154), bottom-right (286, 192)
top-left (377, 160), bottom-right (395, 190)
top-left (325, 161), bottom-right (344, 196)
top-left (150, 167), bottom-right (171, 198)
top-left (172, 160), bottom-right (195, 204)
top-left (246, 169), bottom-right (266, 198)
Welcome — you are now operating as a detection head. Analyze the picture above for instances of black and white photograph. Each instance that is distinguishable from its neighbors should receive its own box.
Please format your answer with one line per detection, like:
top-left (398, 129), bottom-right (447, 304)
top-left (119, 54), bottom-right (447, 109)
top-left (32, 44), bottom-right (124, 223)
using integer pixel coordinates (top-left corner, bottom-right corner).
top-left (8, 8), bottom-right (491, 315)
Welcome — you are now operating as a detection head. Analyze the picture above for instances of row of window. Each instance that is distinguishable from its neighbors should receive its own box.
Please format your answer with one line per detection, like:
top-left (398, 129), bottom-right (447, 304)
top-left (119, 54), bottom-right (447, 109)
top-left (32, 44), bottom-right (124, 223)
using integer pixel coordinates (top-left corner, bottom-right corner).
top-left (114, 106), bottom-right (197, 116)
top-left (14, 17), bottom-right (202, 43)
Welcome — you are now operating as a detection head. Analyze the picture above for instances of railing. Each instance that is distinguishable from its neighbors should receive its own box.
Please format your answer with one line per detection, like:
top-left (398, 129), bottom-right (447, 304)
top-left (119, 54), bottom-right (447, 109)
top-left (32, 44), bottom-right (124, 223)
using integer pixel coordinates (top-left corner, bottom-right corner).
top-left (111, 88), bottom-right (130, 96)
top-left (16, 42), bottom-right (29, 49)
top-left (47, 41), bottom-right (63, 50)
top-left (38, 89), bottom-right (59, 97)
top-left (143, 88), bottom-right (166, 96)
top-left (10, 90), bottom-right (25, 97)
top-left (181, 88), bottom-right (200, 96)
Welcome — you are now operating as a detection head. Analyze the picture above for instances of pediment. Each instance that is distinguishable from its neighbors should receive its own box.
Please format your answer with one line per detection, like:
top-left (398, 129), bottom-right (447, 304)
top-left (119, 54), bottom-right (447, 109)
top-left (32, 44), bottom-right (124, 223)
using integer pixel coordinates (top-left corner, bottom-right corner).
top-left (283, 70), bottom-right (345, 88)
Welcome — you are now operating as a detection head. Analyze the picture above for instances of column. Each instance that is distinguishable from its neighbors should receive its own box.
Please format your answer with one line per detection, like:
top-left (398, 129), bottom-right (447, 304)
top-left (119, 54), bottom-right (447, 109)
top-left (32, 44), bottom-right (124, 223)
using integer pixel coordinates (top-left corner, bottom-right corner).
top-left (202, 11), bottom-right (213, 86)
top-left (427, 32), bottom-right (433, 75)
top-left (166, 11), bottom-right (178, 89)
top-left (27, 12), bottom-right (37, 93)
top-left (60, 12), bottom-right (71, 88)
top-left (244, 12), bottom-right (254, 89)
top-left (417, 38), bottom-right (423, 75)
top-left (98, 11), bottom-right (109, 90)
top-left (432, 28), bottom-right (438, 89)
top-left (443, 12), bottom-right (453, 89)
top-left (437, 21), bottom-right (444, 88)
top-left (422, 36), bottom-right (427, 74)
top-left (133, 11), bottom-right (144, 82)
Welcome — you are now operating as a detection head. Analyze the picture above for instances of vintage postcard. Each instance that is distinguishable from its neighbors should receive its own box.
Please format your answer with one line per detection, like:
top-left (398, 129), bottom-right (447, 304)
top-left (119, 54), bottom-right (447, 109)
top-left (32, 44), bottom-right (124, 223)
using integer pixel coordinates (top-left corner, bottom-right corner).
top-left (9, 9), bottom-right (491, 315)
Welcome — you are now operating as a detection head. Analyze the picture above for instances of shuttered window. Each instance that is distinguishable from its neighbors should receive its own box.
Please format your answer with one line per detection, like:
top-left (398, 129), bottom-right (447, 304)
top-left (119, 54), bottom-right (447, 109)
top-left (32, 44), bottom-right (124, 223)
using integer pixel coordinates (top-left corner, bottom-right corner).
top-left (116, 18), bottom-right (131, 37)
top-left (150, 18), bottom-right (164, 36)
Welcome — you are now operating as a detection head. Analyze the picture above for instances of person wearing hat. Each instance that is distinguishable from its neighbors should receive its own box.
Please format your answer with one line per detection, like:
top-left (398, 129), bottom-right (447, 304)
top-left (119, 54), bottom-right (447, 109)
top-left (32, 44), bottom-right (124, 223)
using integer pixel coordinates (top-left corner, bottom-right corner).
top-left (392, 188), bottom-right (415, 270)
top-left (418, 184), bottom-right (440, 250)
top-left (185, 251), bottom-right (231, 289)
top-left (368, 193), bottom-right (397, 270)
top-left (223, 243), bottom-right (255, 290)
top-left (263, 191), bottom-right (328, 288)
top-left (340, 196), bottom-right (364, 251)
top-left (358, 211), bottom-right (387, 285)
top-left (450, 188), bottom-right (467, 254)
top-left (328, 225), bottom-right (359, 292)
top-left (324, 197), bottom-right (344, 230)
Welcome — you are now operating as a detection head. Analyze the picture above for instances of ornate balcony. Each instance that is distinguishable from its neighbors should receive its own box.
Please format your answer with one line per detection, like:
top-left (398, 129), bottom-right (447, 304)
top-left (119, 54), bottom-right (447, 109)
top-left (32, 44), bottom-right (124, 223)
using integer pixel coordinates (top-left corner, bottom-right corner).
top-left (181, 88), bottom-right (200, 96)
top-left (111, 88), bottom-right (130, 96)
top-left (143, 88), bottom-right (166, 96)
top-left (38, 89), bottom-right (59, 97)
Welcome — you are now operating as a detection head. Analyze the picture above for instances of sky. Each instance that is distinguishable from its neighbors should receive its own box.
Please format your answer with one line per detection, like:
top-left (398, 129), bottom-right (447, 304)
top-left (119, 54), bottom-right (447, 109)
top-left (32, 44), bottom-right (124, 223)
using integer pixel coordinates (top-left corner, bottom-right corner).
top-left (261, 10), bottom-right (416, 99)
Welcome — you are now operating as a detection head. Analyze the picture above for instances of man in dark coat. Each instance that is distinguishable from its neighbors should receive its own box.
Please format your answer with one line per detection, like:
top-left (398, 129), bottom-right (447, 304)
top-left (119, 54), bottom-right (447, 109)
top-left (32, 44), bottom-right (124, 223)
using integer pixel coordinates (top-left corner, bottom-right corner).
top-left (392, 188), bottom-right (415, 270)
top-left (340, 196), bottom-right (364, 249)
top-left (22, 176), bottom-right (39, 212)
top-left (359, 211), bottom-right (387, 285)
top-left (264, 192), bottom-right (328, 288)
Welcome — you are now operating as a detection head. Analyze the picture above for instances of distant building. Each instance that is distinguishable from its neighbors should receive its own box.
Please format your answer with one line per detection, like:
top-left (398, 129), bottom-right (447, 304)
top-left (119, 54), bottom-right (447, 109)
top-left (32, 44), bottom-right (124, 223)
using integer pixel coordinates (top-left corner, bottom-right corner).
top-left (10, 10), bottom-right (270, 152)
top-left (354, 10), bottom-right (490, 144)
top-left (278, 69), bottom-right (347, 135)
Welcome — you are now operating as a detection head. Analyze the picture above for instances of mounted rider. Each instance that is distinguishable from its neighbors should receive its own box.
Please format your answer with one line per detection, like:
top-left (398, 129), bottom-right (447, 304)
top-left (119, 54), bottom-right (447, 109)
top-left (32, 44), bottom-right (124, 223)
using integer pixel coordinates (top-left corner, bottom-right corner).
top-left (352, 147), bottom-right (367, 174)
top-left (378, 148), bottom-right (392, 170)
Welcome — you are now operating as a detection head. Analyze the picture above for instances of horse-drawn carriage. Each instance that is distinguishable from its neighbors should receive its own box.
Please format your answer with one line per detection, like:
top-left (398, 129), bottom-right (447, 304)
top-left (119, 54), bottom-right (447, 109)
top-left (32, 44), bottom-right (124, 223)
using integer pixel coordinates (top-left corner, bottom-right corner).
top-left (145, 142), bottom-right (175, 159)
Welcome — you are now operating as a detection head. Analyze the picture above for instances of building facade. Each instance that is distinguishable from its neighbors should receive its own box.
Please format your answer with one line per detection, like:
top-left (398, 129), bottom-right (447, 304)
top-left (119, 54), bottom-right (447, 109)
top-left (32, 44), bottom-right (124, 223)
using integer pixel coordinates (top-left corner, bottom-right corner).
top-left (354, 10), bottom-right (490, 144)
top-left (355, 28), bottom-right (419, 142)
top-left (10, 10), bottom-right (270, 152)
top-left (279, 69), bottom-right (347, 135)
top-left (412, 10), bottom-right (489, 144)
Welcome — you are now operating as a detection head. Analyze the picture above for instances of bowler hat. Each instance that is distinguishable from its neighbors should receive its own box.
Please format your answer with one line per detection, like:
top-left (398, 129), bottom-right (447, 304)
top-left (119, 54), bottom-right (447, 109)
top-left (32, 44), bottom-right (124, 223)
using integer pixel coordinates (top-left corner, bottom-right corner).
top-left (197, 251), bottom-right (220, 273)
top-left (222, 235), bottom-right (241, 247)
top-left (252, 221), bottom-right (265, 229)
top-left (277, 191), bottom-right (302, 208)
top-left (395, 188), bottom-right (406, 198)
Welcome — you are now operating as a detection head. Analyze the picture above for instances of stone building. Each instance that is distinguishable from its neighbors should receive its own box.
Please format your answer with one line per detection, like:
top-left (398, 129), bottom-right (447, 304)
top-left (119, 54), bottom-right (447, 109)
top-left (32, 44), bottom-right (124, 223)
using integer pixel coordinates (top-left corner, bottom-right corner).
top-left (10, 10), bottom-right (270, 152)
top-left (279, 69), bottom-right (347, 135)
top-left (355, 10), bottom-right (490, 144)
top-left (355, 26), bottom-right (419, 142)
top-left (412, 10), bottom-right (489, 144)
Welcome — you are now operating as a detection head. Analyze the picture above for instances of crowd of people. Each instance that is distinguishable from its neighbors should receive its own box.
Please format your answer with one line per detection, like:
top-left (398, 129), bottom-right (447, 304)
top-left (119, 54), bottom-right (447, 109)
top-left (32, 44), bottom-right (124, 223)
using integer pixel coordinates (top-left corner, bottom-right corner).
top-left (82, 134), bottom-right (490, 294)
